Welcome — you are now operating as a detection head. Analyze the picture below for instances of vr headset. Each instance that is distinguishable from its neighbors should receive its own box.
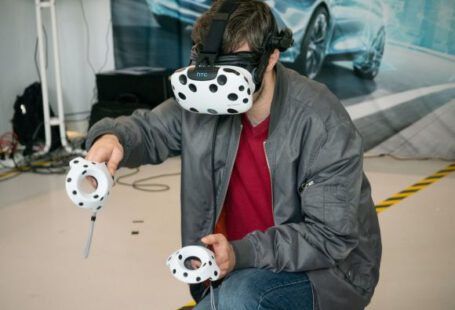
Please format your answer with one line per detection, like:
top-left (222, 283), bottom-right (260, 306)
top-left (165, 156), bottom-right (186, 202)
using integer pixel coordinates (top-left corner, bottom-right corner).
top-left (170, 0), bottom-right (293, 115)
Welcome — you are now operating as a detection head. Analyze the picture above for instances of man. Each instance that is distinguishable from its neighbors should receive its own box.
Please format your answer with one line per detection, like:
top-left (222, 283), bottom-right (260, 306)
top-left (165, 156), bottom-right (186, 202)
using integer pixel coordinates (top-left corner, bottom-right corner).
top-left (85, 0), bottom-right (381, 309)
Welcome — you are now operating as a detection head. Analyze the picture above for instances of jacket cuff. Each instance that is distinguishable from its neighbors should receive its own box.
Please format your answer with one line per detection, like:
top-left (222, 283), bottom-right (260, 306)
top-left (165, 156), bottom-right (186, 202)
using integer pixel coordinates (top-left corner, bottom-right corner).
top-left (85, 121), bottom-right (124, 150)
top-left (231, 237), bottom-right (256, 270)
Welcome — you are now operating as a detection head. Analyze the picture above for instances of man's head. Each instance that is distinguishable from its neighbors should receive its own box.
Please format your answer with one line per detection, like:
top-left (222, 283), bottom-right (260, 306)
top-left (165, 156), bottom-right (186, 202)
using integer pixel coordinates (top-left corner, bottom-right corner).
top-left (170, 0), bottom-right (292, 115)
top-left (192, 0), bottom-right (277, 55)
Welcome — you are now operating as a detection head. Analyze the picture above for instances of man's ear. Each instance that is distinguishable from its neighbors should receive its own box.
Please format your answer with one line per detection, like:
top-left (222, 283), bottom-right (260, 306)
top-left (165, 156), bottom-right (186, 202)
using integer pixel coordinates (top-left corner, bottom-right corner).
top-left (266, 49), bottom-right (280, 72)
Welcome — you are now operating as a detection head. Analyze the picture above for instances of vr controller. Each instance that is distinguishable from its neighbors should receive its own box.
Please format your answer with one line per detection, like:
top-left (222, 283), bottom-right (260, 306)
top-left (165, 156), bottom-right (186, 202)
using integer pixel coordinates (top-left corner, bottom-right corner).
top-left (166, 245), bottom-right (221, 284)
top-left (65, 157), bottom-right (114, 257)
top-left (65, 157), bottom-right (113, 212)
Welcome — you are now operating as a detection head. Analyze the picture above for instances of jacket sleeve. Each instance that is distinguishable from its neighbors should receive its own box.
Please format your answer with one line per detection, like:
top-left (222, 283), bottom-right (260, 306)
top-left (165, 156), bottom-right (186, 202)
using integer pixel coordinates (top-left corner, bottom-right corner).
top-left (232, 115), bottom-right (364, 272)
top-left (85, 98), bottom-right (182, 167)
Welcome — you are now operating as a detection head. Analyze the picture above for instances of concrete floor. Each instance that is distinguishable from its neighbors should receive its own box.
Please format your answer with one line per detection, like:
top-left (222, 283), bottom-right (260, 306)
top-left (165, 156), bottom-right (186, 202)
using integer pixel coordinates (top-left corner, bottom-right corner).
top-left (0, 156), bottom-right (454, 310)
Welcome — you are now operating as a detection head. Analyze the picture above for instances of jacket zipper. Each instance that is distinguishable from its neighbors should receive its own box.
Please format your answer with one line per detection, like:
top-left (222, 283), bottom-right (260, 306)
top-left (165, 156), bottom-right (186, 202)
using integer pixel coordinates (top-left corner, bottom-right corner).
top-left (298, 180), bottom-right (314, 193)
top-left (213, 124), bottom-right (243, 229)
top-left (299, 177), bottom-right (317, 310)
top-left (263, 141), bottom-right (275, 223)
top-left (263, 143), bottom-right (317, 310)
top-left (311, 283), bottom-right (316, 310)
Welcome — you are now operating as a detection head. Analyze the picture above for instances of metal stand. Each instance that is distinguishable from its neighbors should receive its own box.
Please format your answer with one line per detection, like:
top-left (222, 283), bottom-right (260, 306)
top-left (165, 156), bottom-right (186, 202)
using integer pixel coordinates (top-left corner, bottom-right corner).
top-left (34, 0), bottom-right (72, 154)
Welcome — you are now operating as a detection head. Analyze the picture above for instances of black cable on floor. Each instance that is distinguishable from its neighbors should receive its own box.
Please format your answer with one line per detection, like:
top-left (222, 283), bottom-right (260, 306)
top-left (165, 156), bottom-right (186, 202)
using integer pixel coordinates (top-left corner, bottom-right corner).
top-left (116, 168), bottom-right (181, 192)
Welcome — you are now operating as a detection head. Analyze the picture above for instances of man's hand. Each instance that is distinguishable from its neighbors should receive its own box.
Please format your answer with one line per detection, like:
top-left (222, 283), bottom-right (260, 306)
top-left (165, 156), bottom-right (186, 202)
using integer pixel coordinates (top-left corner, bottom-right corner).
top-left (201, 234), bottom-right (236, 279)
top-left (85, 134), bottom-right (124, 176)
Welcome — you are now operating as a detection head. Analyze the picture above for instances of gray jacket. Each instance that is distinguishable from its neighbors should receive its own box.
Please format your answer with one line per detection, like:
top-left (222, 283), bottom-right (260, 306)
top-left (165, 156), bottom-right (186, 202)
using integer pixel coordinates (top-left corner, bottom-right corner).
top-left (86, 63), bottom-right (381, 310)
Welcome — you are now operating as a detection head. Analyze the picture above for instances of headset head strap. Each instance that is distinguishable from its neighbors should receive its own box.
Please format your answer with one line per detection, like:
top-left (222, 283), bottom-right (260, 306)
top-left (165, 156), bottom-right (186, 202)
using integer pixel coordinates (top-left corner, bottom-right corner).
top-left (196, 0), bottom-right (240, 67)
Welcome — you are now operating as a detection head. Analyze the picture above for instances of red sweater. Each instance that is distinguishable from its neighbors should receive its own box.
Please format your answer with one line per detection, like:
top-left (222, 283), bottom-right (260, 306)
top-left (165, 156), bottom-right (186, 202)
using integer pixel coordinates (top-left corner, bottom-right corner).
top-left (215, 115), bottom-right (274, 241)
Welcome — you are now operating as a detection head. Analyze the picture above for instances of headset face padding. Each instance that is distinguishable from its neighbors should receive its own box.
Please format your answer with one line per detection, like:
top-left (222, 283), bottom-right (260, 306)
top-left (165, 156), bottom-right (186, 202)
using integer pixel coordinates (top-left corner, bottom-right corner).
top-left (216, 52), bottom-right (261, 81)
top-left (215, 52), bottom-right (261, 67)
top-left (190, 51), bottom-right (265, 87)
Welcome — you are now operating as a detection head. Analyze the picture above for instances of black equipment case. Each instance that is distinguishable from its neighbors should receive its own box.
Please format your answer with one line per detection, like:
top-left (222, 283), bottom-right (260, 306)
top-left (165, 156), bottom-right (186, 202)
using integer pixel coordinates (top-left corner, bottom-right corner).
top-left (89, 67), bottom-right (172, 128)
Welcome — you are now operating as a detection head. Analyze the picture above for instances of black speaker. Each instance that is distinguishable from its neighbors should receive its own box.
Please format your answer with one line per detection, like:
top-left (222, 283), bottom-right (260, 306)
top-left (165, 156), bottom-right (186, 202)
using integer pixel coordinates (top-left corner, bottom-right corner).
top-left (95, 67), bottom-right (172, 107)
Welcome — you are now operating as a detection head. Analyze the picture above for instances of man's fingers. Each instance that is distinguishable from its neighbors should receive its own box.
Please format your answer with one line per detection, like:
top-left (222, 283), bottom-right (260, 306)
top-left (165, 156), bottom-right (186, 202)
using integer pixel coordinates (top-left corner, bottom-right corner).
top-left (107, 161), bottom-right (118, 177)
top-left (85, 134), bottom-right (124, 176)
top-left (202, 234), bottom-right (227, 263)
top-left (86, 176), bottom-right (98, 189)
top-left (107, 148), bottom-right (122, 176)
top-left (201, 234), bottom-right (222, 245)
top-left (201, 235), bottom-right (214, 245)
top-left (191, 259), bottom-right (201, 269)
top-left (201, 234), bottom-right (235, 279)
top-left (87, 148), bottom-right (117, 176)
top-left (86, 146), bottom-right (109, 163)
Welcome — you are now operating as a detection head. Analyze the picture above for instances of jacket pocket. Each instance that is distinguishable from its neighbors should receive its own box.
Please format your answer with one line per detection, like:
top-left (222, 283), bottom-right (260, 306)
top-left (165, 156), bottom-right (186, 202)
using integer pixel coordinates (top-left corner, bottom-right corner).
top-left (300, 179), bottom-right (355, 235)
top-left (299, 179), bottom-right (324, 220)
top-left (323, 183), bottom-right (356, 235)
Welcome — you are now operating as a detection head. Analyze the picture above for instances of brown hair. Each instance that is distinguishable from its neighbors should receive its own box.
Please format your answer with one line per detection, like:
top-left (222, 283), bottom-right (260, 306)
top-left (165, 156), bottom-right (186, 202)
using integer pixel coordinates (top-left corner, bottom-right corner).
top-left (191, 0), bottom-right (277, 54)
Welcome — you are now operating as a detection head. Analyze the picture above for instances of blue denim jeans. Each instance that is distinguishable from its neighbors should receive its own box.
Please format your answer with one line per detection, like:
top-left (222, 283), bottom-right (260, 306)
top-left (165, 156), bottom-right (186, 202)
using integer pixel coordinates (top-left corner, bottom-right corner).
top-left (193, 268), bottom-right (313, 310)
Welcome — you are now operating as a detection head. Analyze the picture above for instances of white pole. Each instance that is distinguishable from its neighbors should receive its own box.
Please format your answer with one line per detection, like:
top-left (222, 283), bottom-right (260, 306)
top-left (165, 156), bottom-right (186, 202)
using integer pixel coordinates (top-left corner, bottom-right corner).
top-left (34, 0), bottom-right (73, 154)
top-left (49, 0), bottom-right (71, 152)
top-left (34, 0), bottom-right (52, 154)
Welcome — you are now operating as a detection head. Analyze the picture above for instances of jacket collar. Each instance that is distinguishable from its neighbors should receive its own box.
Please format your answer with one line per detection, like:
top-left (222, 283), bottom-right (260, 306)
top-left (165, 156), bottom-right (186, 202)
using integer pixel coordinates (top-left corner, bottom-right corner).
top-left (269, 63), bottom-right (288, 136)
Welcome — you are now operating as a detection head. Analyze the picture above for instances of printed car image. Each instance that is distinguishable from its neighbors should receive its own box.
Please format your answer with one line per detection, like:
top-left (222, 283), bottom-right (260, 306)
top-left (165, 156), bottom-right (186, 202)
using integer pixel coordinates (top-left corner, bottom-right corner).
top-left (146, 0), bottom-right (386, 79)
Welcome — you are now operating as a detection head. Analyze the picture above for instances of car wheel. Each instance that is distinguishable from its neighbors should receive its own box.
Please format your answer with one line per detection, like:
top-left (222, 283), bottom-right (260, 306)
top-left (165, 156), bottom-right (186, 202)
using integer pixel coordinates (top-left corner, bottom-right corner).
top-left (294, 7), bottom-right (329, 79)
top-left (353, 27), bottom-right (386, 80)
